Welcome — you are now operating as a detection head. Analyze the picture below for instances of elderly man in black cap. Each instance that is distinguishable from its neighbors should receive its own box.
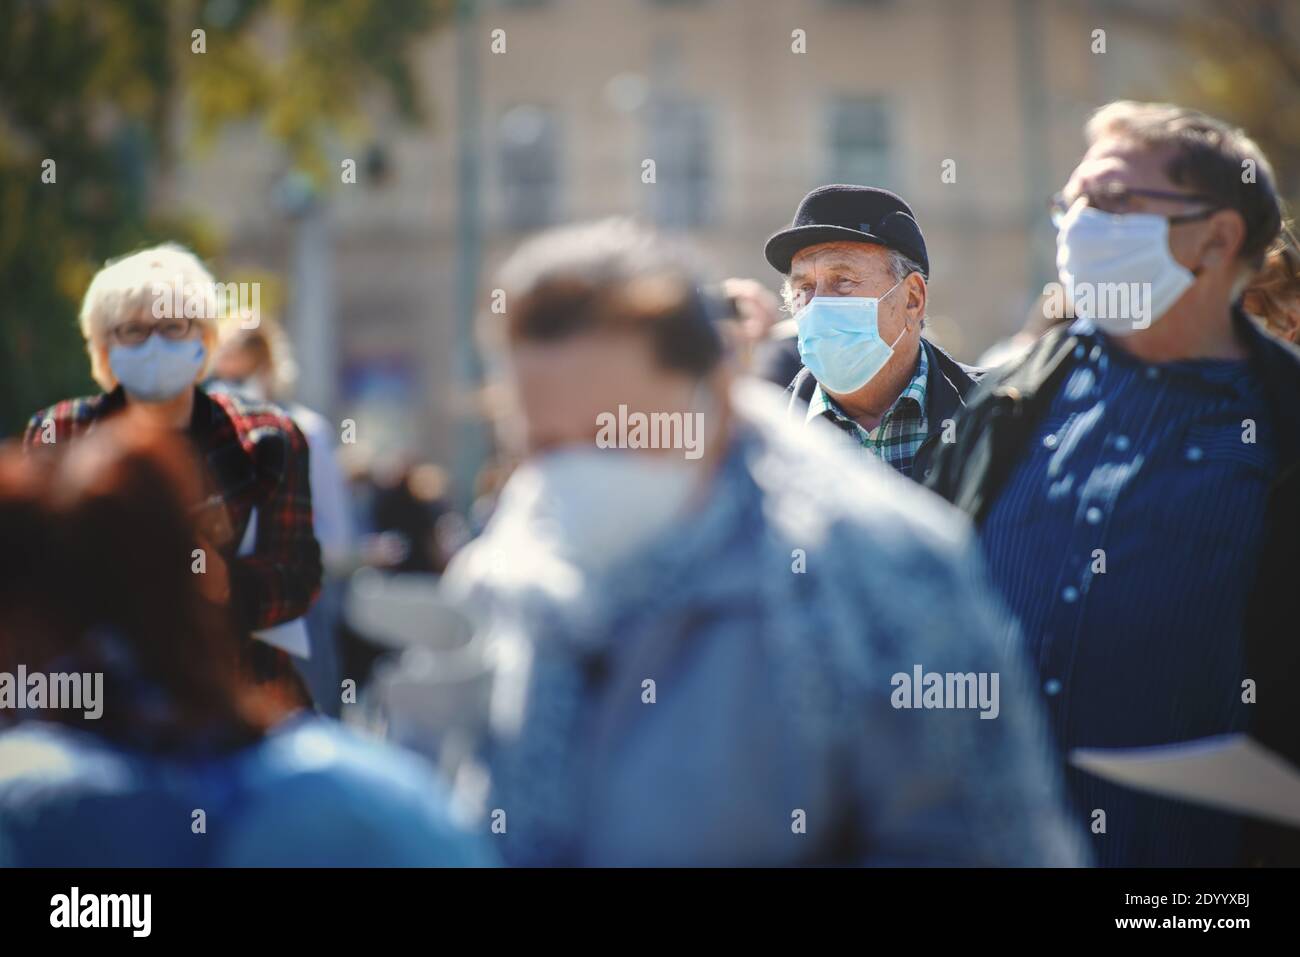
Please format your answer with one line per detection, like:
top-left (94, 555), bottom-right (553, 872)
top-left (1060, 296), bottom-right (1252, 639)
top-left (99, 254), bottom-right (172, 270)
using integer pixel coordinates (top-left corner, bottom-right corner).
top-left (766, 185), bottom-right (980, 481)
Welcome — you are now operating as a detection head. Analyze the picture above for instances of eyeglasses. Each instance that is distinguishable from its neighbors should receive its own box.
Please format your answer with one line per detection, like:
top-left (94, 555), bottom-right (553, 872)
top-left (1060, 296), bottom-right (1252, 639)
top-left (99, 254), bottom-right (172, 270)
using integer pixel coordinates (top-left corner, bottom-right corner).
top-left (109, 317), bottom-right (195, 346)
top-left (1050, 184), bottom-right (1222, 225)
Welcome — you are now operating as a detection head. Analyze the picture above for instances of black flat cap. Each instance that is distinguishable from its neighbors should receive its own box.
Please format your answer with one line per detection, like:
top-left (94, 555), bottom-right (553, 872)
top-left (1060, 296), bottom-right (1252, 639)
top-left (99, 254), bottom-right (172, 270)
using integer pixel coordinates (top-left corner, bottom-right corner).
top-left (764, 184), bottom-right (929, 278)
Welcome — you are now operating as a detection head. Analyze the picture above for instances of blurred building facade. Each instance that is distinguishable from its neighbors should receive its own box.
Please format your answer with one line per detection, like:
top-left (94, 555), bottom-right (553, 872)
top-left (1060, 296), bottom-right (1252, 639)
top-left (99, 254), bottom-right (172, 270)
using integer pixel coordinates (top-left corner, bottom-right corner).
top-left (169, 0), bottom-right (1198, 472)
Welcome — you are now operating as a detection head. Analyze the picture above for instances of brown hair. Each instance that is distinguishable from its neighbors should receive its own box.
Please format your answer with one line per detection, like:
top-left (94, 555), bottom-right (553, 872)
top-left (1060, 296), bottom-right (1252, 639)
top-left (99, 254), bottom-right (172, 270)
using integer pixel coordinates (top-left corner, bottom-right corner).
top-left (1243, 229), bottom-right (1300, 343)
top-left (217, 311), bottom-right (299, 398)
top-left (1086, 101), bottom-right (1284, 268)
top-left (495, 218), bottom-right (723, 377)
top-left (0, 414), bottom-right (276, 750)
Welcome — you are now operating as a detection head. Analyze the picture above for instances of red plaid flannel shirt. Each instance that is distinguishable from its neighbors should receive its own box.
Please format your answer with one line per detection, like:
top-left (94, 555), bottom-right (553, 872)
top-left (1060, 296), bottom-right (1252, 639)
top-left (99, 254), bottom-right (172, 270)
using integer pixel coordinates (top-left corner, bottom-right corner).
top-left (24, 386), bottom-right (322, 632)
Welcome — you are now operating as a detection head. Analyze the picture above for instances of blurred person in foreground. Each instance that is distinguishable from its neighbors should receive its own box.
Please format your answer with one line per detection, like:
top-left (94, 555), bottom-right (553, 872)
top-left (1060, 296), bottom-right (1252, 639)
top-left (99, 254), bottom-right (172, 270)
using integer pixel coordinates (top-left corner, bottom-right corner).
top-left (1242, 227), bottom-right (1300, 344)
top-left (0, 419), bottom-right (493, 866)
top-left (211, 313), bottom-right (355, 716)
top-left (441, 218), bottom-right (1083, 867)
top-left (23, 244), bottom-right (321, 706)
top-left (926, 102), bottom-right (1300, 866)
top-left (765, 185), bottom-right (982, 482)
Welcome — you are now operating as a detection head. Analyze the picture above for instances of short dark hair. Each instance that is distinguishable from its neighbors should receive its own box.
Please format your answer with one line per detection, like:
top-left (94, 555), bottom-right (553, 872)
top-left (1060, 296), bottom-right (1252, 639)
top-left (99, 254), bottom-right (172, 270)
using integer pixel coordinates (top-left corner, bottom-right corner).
top-left (1086, 101), bottom-right (1284, 268)
top-left (495, 218), bottom-right (723, 377)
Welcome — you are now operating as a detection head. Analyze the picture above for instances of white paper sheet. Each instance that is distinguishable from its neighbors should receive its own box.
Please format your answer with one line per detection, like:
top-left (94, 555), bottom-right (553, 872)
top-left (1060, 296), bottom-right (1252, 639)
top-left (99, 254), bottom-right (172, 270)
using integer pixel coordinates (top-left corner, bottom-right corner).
top-left (1070, 734), bottom-right (1300, 829)
top-left (238, 506), bottom-right (311, 659)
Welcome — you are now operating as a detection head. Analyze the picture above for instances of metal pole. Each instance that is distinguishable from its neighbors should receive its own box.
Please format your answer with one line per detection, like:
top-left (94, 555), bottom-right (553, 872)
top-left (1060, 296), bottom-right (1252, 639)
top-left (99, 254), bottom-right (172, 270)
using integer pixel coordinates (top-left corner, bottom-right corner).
top-left (292, 201), bottom-right (335, 417)
top-left (452, 0), bottom-right (486, 513)
top-left (1015, 0), bottom-right (1053, 294)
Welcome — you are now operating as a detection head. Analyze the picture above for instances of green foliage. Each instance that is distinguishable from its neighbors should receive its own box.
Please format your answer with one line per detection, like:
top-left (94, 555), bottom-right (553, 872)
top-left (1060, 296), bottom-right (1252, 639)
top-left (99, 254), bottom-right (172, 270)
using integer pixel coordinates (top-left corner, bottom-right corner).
top-left (1163, 0), bottom-right (1300, 202)
top-left (0, 0), bottom-right (450, 435)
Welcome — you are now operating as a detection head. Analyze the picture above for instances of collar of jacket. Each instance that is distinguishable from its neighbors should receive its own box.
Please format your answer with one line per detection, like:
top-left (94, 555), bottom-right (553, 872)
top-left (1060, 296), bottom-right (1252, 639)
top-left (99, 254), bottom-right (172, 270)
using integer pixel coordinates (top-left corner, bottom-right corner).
top-left (981, 307), bottom-right (1300, 472)
top-left (85, 385), bottom-right (290, 504)
top-left (1234, 308), bottom-right (1300, 471)
top-left (81, 385), bottom-right (128, 428)
top-left (786, 336), bottom-right (981, 420)
top-left (920, 336), bottom-right (981, 426)
top-left (84, 385), bottom-right (221, 430)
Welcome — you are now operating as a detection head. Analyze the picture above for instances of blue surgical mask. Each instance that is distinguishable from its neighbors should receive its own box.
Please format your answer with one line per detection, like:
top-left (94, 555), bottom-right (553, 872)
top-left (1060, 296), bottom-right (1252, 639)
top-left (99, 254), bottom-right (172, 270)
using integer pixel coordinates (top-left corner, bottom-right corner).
top-left (109, 336), bottom-right (207, 402)
top-left (794, 279), bottom-right (906, 394)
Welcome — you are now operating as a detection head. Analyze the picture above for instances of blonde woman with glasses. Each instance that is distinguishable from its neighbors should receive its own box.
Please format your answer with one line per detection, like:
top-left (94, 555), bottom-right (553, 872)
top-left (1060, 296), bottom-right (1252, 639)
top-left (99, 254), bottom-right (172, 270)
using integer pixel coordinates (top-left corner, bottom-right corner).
top-left (23, 243), bottom-right (322, 713)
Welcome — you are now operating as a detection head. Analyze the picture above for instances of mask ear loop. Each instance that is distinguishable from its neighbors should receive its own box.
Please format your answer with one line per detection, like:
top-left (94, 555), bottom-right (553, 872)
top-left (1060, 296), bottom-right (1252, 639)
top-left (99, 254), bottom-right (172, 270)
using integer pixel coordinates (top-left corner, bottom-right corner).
top-left (878, 275), bottom-right (912, 349)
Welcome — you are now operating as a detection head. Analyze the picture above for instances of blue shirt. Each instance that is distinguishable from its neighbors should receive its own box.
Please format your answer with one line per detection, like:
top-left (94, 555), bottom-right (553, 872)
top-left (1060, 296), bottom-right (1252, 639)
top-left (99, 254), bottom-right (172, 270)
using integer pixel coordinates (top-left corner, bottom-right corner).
top-left (0, 716), bottom-right (496, 866)
top-left (980, 319), bottom-right (1276, 866)
top-left (444, 379), bottom-right (1085, 867)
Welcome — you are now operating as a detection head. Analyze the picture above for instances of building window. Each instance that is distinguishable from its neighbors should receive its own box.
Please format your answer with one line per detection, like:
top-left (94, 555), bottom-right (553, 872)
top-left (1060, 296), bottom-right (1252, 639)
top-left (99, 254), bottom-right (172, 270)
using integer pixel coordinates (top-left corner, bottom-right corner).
top-left (647, 97), bottom-right (713, 228)
top-left (497, 104), bottom-right (560, 230)
top-left (826, 96), bottom-right (893, 187)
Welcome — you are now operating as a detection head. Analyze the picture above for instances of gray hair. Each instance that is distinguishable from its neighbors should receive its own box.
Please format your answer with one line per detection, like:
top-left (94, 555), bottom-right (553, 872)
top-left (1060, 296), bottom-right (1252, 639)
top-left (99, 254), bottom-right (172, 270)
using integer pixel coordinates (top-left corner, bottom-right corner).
top-left (885, 249), bottom-right (925, 285)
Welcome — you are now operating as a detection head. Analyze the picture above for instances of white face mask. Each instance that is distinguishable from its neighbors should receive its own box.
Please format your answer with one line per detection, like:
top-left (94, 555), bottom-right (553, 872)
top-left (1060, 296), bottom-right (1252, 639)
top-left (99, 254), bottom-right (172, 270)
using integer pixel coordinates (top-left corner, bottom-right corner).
top-left (1055, 202), bottom-right (1196, 335)
top-left (502, 448), bottom-right (701, 575)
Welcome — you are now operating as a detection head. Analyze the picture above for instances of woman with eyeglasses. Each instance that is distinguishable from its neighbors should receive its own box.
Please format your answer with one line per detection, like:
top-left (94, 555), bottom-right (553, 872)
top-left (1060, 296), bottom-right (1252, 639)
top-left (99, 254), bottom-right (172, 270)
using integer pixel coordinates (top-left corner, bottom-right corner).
top-left (22, 243), bottom-right (322, 713)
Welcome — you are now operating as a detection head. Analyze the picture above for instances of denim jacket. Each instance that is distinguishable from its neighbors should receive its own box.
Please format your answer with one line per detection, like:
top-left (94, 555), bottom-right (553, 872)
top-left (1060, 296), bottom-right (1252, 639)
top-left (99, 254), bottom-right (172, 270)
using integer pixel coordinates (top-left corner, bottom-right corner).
top-left (445, 380), bottom-right (1085, 867)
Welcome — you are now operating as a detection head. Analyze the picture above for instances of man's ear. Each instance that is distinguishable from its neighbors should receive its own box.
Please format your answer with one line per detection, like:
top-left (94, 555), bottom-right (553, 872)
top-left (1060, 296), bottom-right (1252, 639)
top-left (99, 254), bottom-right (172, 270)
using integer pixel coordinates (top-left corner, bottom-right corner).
top-left (1193, 209), bottom-right (1247, 272)
top-left (905, 272), bottom-right (927, 326)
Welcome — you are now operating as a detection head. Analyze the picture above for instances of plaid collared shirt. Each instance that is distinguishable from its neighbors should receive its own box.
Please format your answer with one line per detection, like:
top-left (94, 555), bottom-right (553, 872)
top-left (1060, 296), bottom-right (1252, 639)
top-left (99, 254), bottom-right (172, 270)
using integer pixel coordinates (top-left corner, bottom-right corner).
top-left (806, 343), bottom-right (930, 477)
top-left (24, 386), bottom-right (321, 634)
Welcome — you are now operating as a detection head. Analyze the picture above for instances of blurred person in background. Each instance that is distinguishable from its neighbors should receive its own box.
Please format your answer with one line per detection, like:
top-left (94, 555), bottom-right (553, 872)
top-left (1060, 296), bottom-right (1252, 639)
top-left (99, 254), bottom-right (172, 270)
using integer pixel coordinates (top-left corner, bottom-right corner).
top-left (442, 218), bottom-right (1083, 867)
top-left (211, 313), bottom-right (355, 717)
top-left (22, 244), bottom-right (321, 707)
top-left (975, 292), bottom-right (1077, 369)
top-left (710, 277), bottom-right (804, 387)
top-left (927, 102), bottom-right (1300, 866)
top-left (0, 419), bottom-right (493, 866)
top-left (751, 315), bottom-right (804, 389)
top-left (765, 186), bottom-right (982, 483)
top-left (1242, 226), bottom-right (1300, 344)
top-left (369, 456), bottom-right (454, 574)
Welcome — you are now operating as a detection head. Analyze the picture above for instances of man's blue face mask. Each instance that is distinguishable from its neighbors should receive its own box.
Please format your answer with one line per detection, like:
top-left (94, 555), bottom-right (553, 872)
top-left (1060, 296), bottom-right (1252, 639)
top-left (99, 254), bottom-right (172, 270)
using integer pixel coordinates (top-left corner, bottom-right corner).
top-left (794, 277), bottom-right (906, 395)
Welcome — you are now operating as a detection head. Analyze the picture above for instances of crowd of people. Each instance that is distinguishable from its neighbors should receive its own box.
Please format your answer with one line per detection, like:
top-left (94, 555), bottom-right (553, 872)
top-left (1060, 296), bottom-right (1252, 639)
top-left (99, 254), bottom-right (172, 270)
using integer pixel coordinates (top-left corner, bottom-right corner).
top-left (1, 99), bottom-right (1298, 867)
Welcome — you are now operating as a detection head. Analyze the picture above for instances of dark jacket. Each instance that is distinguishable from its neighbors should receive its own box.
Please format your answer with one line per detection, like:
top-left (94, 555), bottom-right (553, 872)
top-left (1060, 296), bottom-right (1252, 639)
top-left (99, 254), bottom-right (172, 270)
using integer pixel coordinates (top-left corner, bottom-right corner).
top-left (25, 386), bottom-right (322, 634)
top-left (786, 336), bottom-right (983, 482)
top-left (924, 310), bottom-right (1300, 866)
